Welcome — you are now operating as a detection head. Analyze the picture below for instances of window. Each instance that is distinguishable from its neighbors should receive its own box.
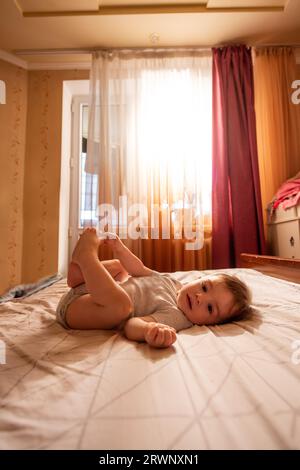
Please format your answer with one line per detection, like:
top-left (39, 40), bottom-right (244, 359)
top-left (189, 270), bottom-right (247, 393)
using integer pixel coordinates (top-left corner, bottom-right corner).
top-left (69, 96), bottom-right (98, 254)
top-left (85, 53), bottom-right (212, 248)
top-left (79, 104), bottom-right (98, 227)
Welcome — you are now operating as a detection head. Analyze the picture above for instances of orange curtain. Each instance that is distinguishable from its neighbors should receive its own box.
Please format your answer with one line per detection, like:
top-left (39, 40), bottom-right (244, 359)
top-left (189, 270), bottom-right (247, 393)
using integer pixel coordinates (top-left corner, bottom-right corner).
top-left (140, 222), bottom-right (212, 272)
top-left (100, 224), bottom-right (212, 272)
top-left (253, 47), bottom-right (300, 236)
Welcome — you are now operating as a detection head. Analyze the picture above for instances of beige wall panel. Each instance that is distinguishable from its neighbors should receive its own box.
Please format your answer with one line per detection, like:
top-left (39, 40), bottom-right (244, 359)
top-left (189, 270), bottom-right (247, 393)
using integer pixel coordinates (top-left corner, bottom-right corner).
top-left (0, 59), bottom-right (28, 295)
top-left (22, 69), bottom-right (89, 284)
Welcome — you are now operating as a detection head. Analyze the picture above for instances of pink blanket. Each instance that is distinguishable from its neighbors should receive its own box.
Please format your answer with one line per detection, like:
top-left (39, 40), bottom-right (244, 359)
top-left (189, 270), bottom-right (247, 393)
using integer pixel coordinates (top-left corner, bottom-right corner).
top-left (272, 175), bottom-right (300, 211)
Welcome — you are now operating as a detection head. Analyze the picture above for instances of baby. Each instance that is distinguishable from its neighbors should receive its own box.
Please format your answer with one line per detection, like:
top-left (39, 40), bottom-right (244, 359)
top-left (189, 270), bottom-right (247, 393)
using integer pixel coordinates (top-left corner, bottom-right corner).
top-left (56, 228), bottom-right (252, 349)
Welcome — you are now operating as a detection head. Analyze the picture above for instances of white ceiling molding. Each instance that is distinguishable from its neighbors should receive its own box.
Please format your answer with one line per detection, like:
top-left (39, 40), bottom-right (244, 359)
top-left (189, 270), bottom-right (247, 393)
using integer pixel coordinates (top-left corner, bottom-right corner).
top-left (16, 0), bottom-right (99, 13)
top-left (0, 49), bottom-right (28, 69)
top-left (16, 0), bottom-right (285, 17)
top-left (27, 61), bottom-right (91, 70)
top-left (209, 0), bottom-right (285, 5)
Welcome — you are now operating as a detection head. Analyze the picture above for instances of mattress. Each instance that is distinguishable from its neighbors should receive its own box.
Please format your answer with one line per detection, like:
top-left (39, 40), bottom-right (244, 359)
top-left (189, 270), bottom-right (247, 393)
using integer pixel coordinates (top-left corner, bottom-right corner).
top-left (0, 268), bottom-right (300, 450)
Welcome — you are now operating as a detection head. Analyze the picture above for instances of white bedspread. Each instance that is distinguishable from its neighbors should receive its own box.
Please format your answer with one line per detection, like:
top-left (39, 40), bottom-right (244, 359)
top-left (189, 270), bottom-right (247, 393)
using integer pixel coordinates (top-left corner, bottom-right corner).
top-left (0, 268), bottom-right (300, 450)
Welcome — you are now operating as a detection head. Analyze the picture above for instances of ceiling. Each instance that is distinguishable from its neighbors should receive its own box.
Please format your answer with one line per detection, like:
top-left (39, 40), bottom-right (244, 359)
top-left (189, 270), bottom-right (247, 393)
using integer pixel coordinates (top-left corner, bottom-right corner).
top-left (0, 0), bottom-right (300, 69)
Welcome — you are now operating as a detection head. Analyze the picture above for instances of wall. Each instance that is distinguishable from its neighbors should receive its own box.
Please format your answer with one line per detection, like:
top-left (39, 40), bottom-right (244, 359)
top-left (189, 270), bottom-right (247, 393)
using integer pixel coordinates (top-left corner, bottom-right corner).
top-left (22, 69), bottom-right (89, 284)
top-left (0, 59), bottom-right (27, 295)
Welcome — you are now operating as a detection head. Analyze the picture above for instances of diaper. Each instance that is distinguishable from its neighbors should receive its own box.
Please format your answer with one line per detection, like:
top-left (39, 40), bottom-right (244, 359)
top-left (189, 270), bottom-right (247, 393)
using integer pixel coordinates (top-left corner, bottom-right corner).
top-left (56, 283), bottom-right (88, 329)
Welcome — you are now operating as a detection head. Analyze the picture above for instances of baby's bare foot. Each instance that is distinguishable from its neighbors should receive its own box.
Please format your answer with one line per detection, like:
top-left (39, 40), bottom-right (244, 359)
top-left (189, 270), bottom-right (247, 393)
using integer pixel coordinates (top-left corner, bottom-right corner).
top-left (72, 228), bottom-right (100, 266)
top-left (103, 234), bottom-right (125, 254)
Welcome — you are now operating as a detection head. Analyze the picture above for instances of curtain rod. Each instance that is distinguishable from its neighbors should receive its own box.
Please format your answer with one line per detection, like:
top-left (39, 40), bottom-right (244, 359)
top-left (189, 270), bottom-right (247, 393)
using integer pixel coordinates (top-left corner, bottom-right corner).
top-left (14, 47), bottom-right (210, 55)
top-left (13, 44), bottom-right (300, 56)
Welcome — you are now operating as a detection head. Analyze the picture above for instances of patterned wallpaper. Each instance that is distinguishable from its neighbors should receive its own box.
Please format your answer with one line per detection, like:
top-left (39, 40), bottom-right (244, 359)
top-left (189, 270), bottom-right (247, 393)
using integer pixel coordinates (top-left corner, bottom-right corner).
top-left (0, 62), bottom-right (88, 293)
top-left (36, 71), bottom-right (49, 275)
top-left (0, 60), bottom-right (27, 295)
top-left (22, 69), bottom-right (89, 284)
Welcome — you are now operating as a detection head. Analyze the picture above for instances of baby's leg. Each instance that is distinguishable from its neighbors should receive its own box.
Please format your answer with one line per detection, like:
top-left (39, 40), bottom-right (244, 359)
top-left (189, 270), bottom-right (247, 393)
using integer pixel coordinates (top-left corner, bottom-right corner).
top-left (104, 236), bottom-right (154, 277)
top-left (67, 262), bottom-right (84, 288)
top-left (102, 259), bottom-right (129, 282)
top-left (66, 228), bottom-right (132, 329)
top-left (67, 259), bottom-right (128, 288)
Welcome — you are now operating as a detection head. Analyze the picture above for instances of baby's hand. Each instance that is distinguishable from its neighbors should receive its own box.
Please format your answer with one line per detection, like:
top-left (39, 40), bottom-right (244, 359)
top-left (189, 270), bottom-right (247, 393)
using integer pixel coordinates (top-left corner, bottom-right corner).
top-left (144, 322), bottom-right (177, 349)
top-left (102, 233), bottom-right (124, 252)
top-left (98, 231), bottom-right (118, 240)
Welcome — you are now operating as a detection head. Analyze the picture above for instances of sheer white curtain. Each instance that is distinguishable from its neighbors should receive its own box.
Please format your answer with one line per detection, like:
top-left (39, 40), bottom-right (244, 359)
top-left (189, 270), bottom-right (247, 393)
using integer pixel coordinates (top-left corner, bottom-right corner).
top-left (86, 49), bottom-right (212, 269)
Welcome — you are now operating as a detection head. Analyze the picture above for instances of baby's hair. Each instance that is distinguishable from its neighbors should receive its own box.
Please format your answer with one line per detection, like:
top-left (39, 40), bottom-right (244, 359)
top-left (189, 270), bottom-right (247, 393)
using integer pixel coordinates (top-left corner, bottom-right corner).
top-left (216, 273), bottom-right (252, 322)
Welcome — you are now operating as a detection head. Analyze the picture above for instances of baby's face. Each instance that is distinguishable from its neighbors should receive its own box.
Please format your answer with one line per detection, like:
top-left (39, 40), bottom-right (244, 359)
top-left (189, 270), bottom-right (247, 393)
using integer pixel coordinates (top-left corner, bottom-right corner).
top-left (176, 275), bottom-right (236, 325)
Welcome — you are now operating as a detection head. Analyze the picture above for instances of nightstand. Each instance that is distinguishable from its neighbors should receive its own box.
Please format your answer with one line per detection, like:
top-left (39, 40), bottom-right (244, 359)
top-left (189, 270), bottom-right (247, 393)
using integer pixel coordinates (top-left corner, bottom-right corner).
top-left (267, 205), bottom-right (300, 259)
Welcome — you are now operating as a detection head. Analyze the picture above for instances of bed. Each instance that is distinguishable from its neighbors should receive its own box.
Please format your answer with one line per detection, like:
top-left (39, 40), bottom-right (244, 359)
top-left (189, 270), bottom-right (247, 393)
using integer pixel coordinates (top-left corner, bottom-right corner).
top-left (0, 254), bottom-right (300, 450)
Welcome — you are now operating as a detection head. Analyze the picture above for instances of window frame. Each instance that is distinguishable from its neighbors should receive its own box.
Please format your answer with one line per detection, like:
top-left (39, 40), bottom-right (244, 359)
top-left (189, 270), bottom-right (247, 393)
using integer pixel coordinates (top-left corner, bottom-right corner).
top-left (69, 95), bottom-right (89, 259)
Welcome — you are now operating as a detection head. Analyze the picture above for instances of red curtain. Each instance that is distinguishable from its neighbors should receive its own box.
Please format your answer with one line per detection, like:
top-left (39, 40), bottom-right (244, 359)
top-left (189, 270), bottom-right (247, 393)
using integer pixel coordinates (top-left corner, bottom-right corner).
top-left (212, 46), bottom-right (265, 268)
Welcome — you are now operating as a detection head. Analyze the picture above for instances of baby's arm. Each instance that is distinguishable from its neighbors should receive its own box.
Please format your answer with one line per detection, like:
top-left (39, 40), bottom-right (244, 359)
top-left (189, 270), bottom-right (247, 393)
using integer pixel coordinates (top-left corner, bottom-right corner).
top-left (123, 316), bottom-right (177, 349)
top-left (104, 235), bottom-right (153, 277)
